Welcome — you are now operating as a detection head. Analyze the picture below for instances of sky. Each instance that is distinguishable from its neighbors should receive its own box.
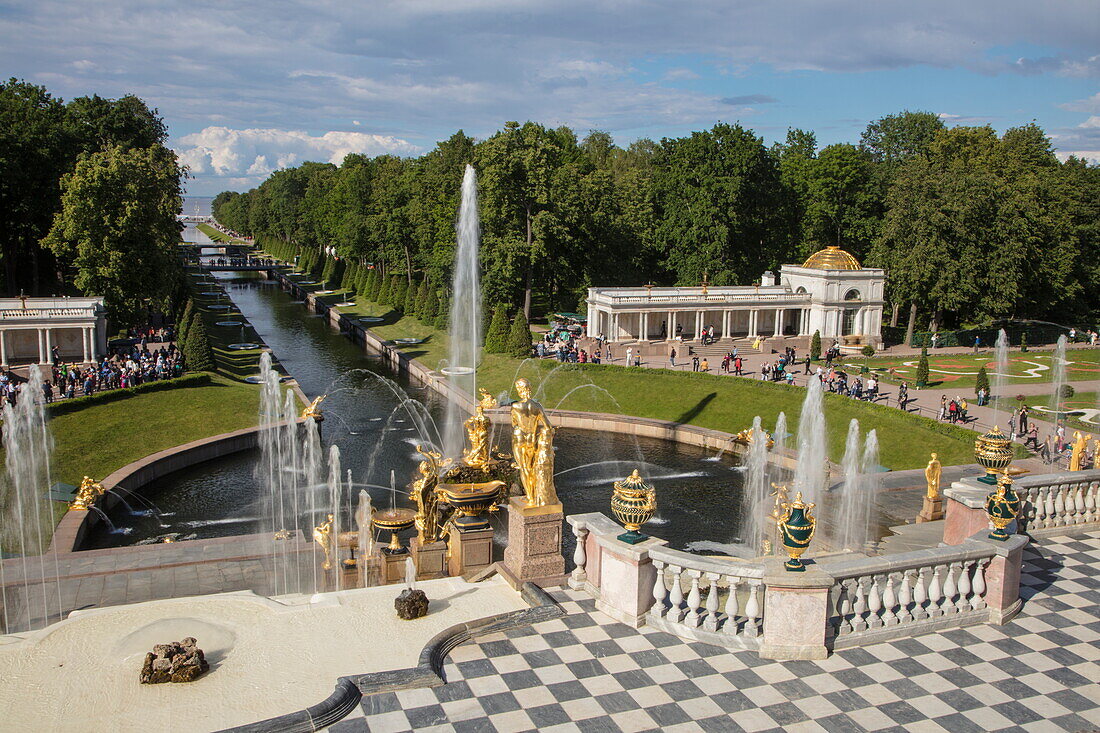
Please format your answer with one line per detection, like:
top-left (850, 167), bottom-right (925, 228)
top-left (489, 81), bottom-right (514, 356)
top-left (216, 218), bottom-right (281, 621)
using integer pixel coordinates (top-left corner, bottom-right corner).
top-left (2, 0), bottom-right (1097, 196)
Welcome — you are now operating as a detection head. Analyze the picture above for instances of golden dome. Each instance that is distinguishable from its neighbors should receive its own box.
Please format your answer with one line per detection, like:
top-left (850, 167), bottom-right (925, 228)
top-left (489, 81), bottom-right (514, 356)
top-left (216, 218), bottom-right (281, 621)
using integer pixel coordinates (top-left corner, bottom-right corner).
top-left (801, 246), bottom-right (861, 270)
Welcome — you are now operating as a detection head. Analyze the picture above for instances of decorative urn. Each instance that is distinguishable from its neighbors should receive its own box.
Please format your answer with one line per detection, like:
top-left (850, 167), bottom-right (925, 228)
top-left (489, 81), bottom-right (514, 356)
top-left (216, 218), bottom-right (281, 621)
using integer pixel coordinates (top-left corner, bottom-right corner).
top-left (437, 480), bottom-right (507, 532)
top-left (372, 508), bottom-right (417, 554)
top-left (778, 492), bottom-right (816, 572)
top-left (974, 426), bottom-right (1014, 484)
top-left (611, 469), bottom-right (657, 544)
top-left (985, 475), bottom-right (1021, 541)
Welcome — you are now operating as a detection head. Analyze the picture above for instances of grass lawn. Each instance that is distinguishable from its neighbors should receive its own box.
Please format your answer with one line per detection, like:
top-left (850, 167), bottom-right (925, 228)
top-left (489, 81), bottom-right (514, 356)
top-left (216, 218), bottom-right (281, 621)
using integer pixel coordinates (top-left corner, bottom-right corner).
top-left (1005, 390), bottom-right (1100, 433)
top-left (268, 268), bottom-right (979, 470)
top-left (196, 222), bottom-right (246, 243)
top-left (844, 349), bottom-right (1100, 390)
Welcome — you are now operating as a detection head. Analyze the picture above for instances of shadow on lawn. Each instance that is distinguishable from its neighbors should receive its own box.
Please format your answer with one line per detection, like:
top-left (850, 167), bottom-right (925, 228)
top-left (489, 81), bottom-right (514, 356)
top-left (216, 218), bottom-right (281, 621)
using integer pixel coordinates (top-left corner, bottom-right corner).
top-left (674, 392), bottom-right (716, 424)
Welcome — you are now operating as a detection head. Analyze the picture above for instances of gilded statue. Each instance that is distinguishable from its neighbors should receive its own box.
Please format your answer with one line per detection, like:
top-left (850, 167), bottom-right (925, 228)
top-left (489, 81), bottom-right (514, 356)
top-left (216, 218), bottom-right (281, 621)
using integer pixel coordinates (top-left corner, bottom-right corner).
top-left (768, 482), bottom-right (790, 523)
top-left (70, 476), bottom-right (105, 510)
top-left (1069, 431), bottom-right (1091, 471)
top-left (511, 378), bottom-right (558, 507)
top-left (301, 394), bottom-right (326, 421)
top-left (412, 446), bottom-right (444, 543)
top-left (313, 513), bottom-right (335, 570)
top-left (462, 404), bottom-right (492, 469)
top-left (925, 453), bottom-right (942, 500)
top-left (477, 387), bottom-right (498, 409)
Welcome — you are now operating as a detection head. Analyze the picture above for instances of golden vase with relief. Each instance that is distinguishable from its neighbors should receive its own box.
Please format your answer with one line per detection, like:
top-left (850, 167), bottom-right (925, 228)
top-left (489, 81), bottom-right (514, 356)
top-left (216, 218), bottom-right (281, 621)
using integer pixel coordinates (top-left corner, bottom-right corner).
top-left (778, 492), bottom-right (816, 572)
top-left (611, 469), bottom-right (657, 545)
top-left (975, 426), bottom-right (1014, 485)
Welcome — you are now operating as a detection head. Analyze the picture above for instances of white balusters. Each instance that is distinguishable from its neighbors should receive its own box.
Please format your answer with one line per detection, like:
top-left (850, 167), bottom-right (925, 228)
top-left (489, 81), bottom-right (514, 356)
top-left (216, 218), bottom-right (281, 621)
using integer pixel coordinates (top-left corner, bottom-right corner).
top-left (702, 573), bottom-right (720, 631)
top-left (1054, 485), bottom-right (1066, 526)
top-left (927, 566), bottom-right (943, 617)
top-left (1073, 485), bottom-right (1086, 524)
top-left (867, 576), bottom-right (884, 628)
top-left (941, 564), bottom-right (958, 616)
top-left (1034, 486), bottom-right (1048, 528)
top-left (684, 572), bottom-right (703, 627)
top-left (835, 583), bottom-right (852, 634)
top-left (668, 566), bottom-right (685, 622)
top-left (1045, 485), bottom-right (1058, 527)
top-left (956, 561), bottom-right (972, 613)
top-left (882, 574), bottom-right (898, 626)
top-left (723, 579), bottom-right (741, 636)
top-left (744, 582), bottom-right (761, 637)
top-left (1086, 481), bottom-right (1098, 522)
top-left (897, 570), bottom-right (913, 623)
top-left (570, 523), bottom-right (588, 589)
top-left (913, 567), bottom-right (929, 620)
top-left (970, 559), bottom-right (987, 610)
top-left (650, 561), bottom-right (667, 617)
top-left (851, 578), bottom-right (868, 631)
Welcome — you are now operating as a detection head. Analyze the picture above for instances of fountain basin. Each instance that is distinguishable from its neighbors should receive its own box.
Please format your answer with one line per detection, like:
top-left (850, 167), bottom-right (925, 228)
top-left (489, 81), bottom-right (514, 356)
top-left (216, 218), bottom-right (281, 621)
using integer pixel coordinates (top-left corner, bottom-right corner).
top-left (359, 317), bottom-right (384, 324)
top-left (440, 366), bottom-right (474, 377)
top-left (336, 301), bottom-right (356, 307)
top-left (393, 338), bottom-right (426, 345)
top-left (200, 291), bottom-right (224, 297)
top-left (227, 343), bottom-right (261, 351)
top-left (206, 305), bottom-right (230, 311)
top-left (215, 321), bottom-right (244, 327)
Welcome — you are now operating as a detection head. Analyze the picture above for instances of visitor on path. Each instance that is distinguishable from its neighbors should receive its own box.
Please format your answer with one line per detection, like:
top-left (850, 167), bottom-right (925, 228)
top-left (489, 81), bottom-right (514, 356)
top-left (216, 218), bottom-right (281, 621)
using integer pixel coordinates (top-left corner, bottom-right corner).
top-left (973, 335), bottom-right (981, 353)
top-left (734, 356), bottom-right (743, 376)
top-left (1041, 435), bottom-right (1053, 463)
top-left (977, 387), bottom-right (988, 407)
top-left (959, 397), bottom-right (968, 422)
top-left (804, 356), bottom-right (811, 374)
top-left (948, 399), bottom-right (959, 423)
top-left (669, 348), bottom-right (676, 368)
top-left (931, 332), bottom-right (940, 349)
top-left (939, 395), bottom-right (948, 422)
top-left (1026, 424), bottom-right (1039, 449)
top-left (1019, 406), bottom-right (1029, 435)
top-left (700, 358), bottom-right (709, 372)
top-left (625, 347), bottom-right (632, 365)
top-left (1008, 411), bottom-right (1017, 439)
top-left (692, 355), bottom-right (700, 372)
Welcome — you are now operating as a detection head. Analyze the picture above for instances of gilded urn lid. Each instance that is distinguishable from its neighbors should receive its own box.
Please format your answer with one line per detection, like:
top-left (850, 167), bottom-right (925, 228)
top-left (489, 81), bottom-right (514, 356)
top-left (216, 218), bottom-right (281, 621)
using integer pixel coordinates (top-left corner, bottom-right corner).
top-left (613, 469), bottom-right (653, 496)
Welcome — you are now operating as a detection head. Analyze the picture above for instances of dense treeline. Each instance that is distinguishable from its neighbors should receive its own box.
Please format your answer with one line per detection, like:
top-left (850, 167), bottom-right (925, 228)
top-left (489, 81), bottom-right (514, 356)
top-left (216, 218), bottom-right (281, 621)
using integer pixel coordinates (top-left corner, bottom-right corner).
top-left (1, 79), bottom-right (184, 325)
top-left (216, 113), bottom-right (1094, 330)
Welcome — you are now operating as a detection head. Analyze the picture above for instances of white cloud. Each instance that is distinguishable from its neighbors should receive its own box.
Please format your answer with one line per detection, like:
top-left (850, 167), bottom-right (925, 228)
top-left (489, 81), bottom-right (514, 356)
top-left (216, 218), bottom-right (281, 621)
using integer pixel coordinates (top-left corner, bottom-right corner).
top-left (175, 127), bottom-right (421, 179)
top-left (664, 67), bottom-right (701, 81)
top-left (1060, 93), bottom-right (1100, 114)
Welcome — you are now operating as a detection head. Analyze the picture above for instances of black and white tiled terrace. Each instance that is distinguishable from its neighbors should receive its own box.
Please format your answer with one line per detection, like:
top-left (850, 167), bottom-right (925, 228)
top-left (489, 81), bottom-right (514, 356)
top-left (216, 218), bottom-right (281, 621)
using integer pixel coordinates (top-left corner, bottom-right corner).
top-left (334, 532), bottom-right (1100, 732)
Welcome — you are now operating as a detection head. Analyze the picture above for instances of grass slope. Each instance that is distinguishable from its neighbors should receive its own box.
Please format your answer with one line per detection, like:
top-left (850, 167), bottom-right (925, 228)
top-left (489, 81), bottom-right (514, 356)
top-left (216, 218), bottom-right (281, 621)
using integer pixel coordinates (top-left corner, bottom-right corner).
top-left (196, 223), bottom-right (245, 243)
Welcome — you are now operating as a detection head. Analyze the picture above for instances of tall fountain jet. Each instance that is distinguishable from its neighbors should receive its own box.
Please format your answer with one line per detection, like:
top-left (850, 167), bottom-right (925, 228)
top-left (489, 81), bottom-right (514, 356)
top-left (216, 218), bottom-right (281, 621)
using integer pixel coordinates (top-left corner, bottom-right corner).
top-left (442, 164), bottom-right (483, 458)
top-left (792, 377), bottom-right (827, 505)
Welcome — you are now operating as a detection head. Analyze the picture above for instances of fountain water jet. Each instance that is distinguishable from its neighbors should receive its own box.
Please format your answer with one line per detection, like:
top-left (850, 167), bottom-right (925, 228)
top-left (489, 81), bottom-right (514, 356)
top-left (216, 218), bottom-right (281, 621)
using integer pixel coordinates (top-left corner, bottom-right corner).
top-left (991, 329), bottom-right (1009, 428)
top-left (1050, 334), bottom-right (1068, 422)
top-left (792, 377), bottom-right (827, 505)
top-left (738, 417), bottom-right (770, 554)
top-left (834, 420), bottom-right (867, 552)
top-left (442, 165), bottom-right (483, 459)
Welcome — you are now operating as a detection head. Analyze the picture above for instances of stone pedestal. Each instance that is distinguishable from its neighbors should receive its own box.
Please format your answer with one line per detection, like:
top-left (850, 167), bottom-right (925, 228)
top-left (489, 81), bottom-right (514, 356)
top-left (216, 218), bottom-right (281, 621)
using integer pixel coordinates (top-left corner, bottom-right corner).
top-left (971, 533), bottom-right (1029, 624)
top-left (411, 538), bottom-right (447, 580)
top-left (502, 497), bottom-right (566, 588)
top-left (359, 551), bottom-right (383, 587)
top-left (759, 562), bottom-right (833, 661)
top-left (378, 549), bottom-right (409, 585)
top-left (447, 527), bottom-right (494, 578)
top-left (593, 534), bottom-right (665, 627)
top-left (943, 482), bottom-right (993, 545)
top-left (916, 495), bottom-right (944, 523)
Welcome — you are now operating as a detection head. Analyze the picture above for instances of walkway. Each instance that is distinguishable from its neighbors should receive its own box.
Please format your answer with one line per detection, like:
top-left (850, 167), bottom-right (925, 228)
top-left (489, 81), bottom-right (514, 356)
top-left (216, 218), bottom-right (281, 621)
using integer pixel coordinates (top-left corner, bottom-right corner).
top-left (337, 530), bottom-right (1100, 732)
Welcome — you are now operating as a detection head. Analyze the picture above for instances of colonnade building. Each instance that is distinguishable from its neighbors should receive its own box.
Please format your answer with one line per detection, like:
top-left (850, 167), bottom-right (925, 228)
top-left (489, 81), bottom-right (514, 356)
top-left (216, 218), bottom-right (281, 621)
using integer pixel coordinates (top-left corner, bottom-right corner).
top-left (585, 247), bottom-right (885, 348)
top-left (0, 296), bottom-right (107, 367)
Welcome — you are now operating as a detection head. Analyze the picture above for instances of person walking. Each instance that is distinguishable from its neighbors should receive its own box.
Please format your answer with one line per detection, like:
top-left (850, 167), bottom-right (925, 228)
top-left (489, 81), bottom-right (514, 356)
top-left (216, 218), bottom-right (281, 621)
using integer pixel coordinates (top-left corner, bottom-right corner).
top-left (939, 395), bottom-right (948, 421)
top-left (734, 356), bottom-right (743, 376)
top-left (700, 358), bottom-right (709, 372)
top-left (1019, 406), bottom-right (1029, 435)
top-left (669, 347), bottom-right (676, 368)
top-left (973, 335), bottom-right (981, 353)
top-left (1025, 424), bottom-right (1039, 449)
top-left (625, 346), bottom-right (632, 365)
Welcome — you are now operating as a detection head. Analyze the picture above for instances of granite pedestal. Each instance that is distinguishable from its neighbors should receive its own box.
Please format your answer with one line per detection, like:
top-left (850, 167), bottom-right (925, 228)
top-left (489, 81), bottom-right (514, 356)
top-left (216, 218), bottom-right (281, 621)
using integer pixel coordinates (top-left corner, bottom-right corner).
top-left (916, 495), bottom-right (945, 523)
top-left (502, 497), bottom-right (566, 588)
top-left (411, 538), bottom-right (447, 580)
top-left (447, 527), bottom-right (494, 578)
top-left (759, 561), bottom-right (833, 660)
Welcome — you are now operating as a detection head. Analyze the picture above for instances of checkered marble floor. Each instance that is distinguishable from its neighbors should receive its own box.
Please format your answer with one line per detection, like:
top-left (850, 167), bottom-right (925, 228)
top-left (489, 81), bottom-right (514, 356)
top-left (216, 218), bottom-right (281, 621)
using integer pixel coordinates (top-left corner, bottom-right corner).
top-left (332, 532), bottom-right (1100, 732)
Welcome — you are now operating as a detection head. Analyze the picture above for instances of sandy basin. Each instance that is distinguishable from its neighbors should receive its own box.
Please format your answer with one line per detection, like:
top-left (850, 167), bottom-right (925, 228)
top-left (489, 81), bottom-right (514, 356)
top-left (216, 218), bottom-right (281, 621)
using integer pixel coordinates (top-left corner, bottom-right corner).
top-left (0, 576), bottom-right (526, 732)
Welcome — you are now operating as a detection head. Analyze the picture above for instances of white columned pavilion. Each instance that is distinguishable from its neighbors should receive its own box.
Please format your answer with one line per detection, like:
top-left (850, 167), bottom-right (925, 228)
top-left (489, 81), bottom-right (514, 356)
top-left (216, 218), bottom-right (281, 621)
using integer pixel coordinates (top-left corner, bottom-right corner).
top-left (0, 297), bottom-right (107, 367)
top-left (585, 246), bottom-right (885, 348)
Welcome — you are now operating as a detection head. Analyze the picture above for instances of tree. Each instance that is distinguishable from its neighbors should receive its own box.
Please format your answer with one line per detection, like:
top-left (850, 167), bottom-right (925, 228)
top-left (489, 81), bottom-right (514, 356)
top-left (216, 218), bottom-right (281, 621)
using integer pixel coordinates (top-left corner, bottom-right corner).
top-left (176, 298), bottom-right (195, 346)
top-left (184, 312), bottom-right (215, 372)
top-left (484, 307), bottom-right (509, 353)
top-left (860, 111), bottom-right (944, 169)
top-left (403, 276), bottom-right (419, 316)
top-left (975, 366), bottom-right (990, 398)
top-left (43, 144), bottom-right (183, 325)
top-left (652, 123), bottom-right (790, 286)
top-left (376, 273), bottom-right (391, 305)
top-left (420, 288), bottom-right (439, 323)
top-left (508, 309), bottom-right (533, 357)
top-left (802, 144), bottom-right (882, 261)
top-left (390, 277), bottom-right (408, 313)
top-left (809, 330), bottom-right (821, 361)
top-left (916, 347), bottom-right (930, 387)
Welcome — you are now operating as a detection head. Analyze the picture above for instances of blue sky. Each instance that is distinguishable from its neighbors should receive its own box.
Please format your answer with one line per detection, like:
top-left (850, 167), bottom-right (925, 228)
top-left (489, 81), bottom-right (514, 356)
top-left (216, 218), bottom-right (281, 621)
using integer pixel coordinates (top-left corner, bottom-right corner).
top-left (2, 0), bottom-right (1096, 195)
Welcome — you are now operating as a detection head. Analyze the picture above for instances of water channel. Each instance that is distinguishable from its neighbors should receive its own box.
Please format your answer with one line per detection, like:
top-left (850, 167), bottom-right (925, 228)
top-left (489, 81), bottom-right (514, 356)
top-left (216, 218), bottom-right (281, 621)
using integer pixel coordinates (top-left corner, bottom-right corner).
top-left (86, 247), bottom-right (746, 553)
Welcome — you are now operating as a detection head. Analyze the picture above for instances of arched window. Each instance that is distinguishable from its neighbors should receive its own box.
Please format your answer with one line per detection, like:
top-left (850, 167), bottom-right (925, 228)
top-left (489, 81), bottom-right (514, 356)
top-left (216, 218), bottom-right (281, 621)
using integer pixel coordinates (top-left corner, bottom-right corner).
top-left (795, 286), bottom-right (808, 295)
top-left (844, 289), bottom-right (861, 301)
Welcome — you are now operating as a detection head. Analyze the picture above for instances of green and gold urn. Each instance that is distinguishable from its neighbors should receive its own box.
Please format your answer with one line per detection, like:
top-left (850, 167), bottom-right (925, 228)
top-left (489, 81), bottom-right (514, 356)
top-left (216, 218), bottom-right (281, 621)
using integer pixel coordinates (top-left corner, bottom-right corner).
top-left (985, 475), bottom-right (1021, 541)
top-left (779, 492), bottom-right (816, 572)
top-left (975, 426), bottom-right (1014, 485)
top-left (611, 469), bottom-right (657, 545)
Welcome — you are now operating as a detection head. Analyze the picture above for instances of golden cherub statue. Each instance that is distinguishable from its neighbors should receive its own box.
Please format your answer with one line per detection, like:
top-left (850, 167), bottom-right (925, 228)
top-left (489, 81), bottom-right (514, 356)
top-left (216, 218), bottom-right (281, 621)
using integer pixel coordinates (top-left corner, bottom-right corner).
top-left (301, 394), bottom-right (327, 421)
top-left (412, 446), bottom-right (445, 544)
top-left (462, 404), bottom-right (492, 469)
top-left (511, 378), bottom-right (558, 507)
top-left (477, 387), bottom-right (498, 409)
top-left (313, 513), bottom-right (335, 570)
top-left (925, 453), bottom-right (942, 500)
top-left (70, 476), bottom-right (106, 510)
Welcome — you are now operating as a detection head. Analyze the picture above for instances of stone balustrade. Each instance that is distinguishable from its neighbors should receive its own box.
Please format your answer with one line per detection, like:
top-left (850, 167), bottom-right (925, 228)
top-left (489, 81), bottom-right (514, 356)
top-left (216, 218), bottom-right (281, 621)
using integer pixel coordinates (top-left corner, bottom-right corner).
top-left (944, 469), bottom-right (1100, 545)
top-left (567, 512), bottom-right (1028, 659)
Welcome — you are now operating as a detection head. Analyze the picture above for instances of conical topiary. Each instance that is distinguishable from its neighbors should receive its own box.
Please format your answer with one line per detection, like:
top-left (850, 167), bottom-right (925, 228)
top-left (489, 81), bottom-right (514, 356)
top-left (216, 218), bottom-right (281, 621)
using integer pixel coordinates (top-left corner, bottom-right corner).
top-left (376, 273), bottom-right (391, 305)
top-left (177, 299), bottom-right (195, 346)
top-left (508, 309), bottom-right (533, 358)
top-left (184, 312), bottom-right (216, 372)
top-left (403, 277), bottom-right (418, 317)
top-left (484, 307), bottom-right (509, 353)
top-left (916, 346), bottom-right (930, 387)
